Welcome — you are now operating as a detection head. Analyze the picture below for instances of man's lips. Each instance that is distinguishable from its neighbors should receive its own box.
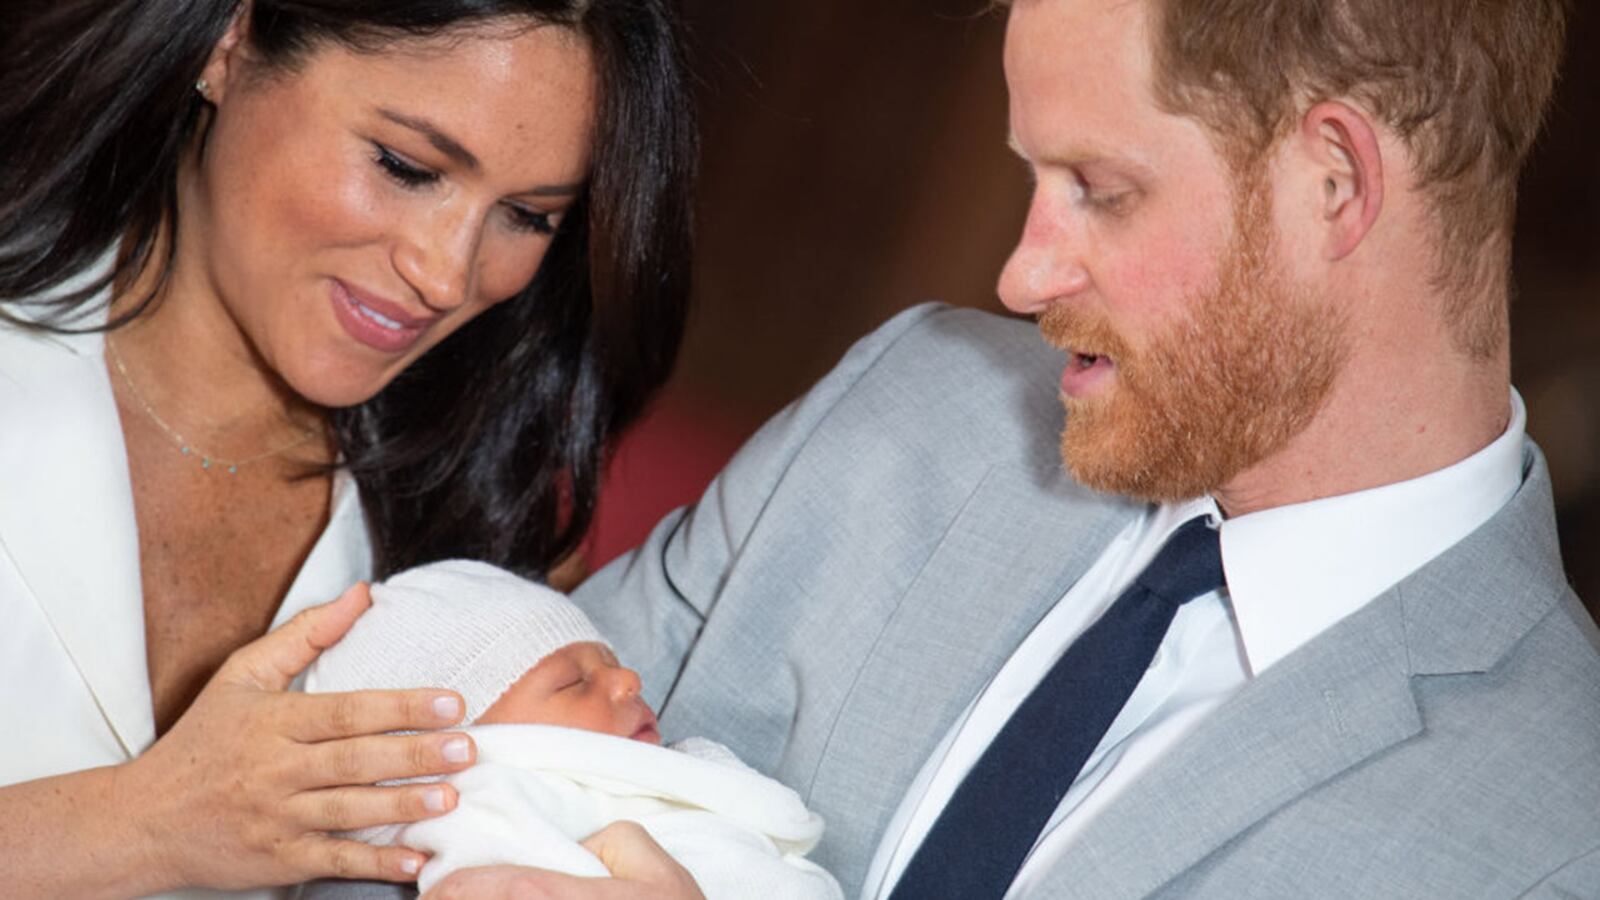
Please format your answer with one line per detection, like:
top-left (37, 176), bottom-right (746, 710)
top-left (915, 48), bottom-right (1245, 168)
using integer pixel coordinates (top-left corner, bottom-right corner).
top-left (1060, 349), bottom-right (1116, 398)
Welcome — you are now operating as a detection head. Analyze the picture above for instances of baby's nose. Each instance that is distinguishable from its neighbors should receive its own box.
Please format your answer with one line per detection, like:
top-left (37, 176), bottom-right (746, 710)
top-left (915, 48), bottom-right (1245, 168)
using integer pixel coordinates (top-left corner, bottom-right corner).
top-left (607, 665), bottom-right (643, 700)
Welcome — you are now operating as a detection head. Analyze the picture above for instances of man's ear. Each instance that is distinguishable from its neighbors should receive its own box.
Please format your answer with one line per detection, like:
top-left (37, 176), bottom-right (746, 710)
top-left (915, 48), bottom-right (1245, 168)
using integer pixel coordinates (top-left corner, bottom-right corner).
top-left (1296, 100), bottom-right (1385, 262)
top-left (197, 3), bottom-right (254, 105)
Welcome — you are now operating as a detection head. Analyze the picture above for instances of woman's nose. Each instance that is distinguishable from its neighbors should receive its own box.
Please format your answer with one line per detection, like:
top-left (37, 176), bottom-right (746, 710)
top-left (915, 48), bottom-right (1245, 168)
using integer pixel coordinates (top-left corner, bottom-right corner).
top-left (394, 204), bottom-right (479, 312)
top-left (997, 192), bottom-right (1090, 316)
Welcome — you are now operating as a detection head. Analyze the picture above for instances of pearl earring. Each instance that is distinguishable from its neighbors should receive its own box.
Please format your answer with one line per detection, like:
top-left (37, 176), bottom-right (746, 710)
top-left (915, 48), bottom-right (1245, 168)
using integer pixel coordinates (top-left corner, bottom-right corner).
top-left (196, 78), bottom-right (210, 99)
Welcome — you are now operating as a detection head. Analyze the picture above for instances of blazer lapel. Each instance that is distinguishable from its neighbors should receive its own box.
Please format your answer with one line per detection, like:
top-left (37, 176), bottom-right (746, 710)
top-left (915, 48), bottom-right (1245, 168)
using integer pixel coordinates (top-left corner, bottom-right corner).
top-left (806, 462), bottom-right (1138, 889)
top-left (1032, 587), bottom-right (1421, 899)
top-left (1028, 441), bottom-right (1567, 899)
top-left (0, 326), bottom-right (154, 758)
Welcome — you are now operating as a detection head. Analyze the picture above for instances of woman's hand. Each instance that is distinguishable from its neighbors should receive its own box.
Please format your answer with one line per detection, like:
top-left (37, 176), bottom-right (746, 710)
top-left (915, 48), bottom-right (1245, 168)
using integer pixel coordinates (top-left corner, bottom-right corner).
top-left (117, 581), bottom-right (478, 891)
top-left (420, 822), bottom-right (706, 900)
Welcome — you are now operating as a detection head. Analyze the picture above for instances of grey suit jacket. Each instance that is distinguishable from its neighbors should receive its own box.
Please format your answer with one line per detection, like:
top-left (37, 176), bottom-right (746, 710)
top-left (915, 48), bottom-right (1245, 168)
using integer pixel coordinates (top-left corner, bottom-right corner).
top-left (574, 304), bottom-right (1600, 899)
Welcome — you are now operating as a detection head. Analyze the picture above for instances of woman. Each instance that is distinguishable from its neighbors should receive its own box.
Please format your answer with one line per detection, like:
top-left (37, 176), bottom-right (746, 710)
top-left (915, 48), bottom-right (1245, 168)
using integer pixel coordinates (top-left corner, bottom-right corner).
top-left (0, 0), bottom-right (693, 895)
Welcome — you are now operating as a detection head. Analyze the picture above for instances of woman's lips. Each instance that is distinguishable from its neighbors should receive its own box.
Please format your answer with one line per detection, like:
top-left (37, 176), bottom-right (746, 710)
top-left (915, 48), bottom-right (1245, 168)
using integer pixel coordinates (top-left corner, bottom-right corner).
top-left (1060, 351), bottom-right (1116, 398)
top-left (330, 279), bottom-right (435, 354)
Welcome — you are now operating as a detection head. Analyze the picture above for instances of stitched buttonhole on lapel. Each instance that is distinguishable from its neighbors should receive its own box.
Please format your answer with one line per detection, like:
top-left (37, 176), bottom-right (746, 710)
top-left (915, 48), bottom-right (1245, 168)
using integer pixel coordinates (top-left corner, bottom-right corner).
top-left (1323, 689), bottom-right (1352, 737)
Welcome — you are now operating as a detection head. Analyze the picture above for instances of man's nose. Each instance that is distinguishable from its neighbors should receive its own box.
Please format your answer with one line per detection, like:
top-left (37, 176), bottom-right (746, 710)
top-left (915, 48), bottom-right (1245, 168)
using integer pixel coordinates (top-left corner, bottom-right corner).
top-left (997, 193), bottom-right (1090, 316)
top-left (394, 202), bottom-right (479, 312)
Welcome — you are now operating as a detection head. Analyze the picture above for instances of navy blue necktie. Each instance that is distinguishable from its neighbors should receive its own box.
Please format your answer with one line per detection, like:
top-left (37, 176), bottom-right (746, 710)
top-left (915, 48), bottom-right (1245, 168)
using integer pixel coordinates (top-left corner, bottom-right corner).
top-left (888, 516), bottom-right (1224, 900)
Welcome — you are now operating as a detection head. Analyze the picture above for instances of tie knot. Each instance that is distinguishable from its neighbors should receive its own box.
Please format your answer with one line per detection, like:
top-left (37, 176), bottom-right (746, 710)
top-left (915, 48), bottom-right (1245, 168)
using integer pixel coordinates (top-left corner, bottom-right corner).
top-left (1137, 516), bottom-right (1224, 605)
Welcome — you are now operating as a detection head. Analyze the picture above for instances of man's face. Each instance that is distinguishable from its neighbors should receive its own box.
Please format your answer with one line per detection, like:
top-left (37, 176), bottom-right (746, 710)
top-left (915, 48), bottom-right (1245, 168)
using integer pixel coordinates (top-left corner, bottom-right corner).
top-left (997, 0), bottom-right (1347, 503)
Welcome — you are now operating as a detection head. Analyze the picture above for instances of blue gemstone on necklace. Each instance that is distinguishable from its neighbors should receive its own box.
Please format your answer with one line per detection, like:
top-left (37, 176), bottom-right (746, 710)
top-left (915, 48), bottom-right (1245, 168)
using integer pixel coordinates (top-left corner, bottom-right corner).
top-left (201, 458), bottom-right (211, 469)
top-left (181, 446), bottom-right (192, 456)
top-left (228, 465), bottom-right (239, 475)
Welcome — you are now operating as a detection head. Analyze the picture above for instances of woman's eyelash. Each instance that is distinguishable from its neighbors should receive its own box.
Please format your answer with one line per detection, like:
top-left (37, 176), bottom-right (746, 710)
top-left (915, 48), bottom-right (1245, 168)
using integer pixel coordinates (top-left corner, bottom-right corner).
top-left (373, 144), bottom-right (438, 188)
top-left (373, 142), bottom-right (559, 236)
top-left (506, 205), bottom-right (556, 236)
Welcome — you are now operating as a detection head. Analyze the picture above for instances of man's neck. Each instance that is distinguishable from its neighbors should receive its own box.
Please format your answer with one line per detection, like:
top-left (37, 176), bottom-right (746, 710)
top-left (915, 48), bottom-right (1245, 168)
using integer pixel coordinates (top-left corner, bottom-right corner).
top-left (1213, 335), bottom-right (1511, 519)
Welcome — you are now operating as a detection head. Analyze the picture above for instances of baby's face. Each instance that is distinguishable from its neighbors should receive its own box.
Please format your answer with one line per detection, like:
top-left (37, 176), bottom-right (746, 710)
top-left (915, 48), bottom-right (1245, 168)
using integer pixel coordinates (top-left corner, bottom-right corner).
top-left (477, 642), bottom-right (661, 744)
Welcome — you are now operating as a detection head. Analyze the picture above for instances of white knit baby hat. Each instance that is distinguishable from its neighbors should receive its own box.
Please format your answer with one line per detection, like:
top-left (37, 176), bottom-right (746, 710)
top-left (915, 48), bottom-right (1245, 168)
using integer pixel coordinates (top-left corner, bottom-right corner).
top-left (304, 559), bottom-right (610, 725)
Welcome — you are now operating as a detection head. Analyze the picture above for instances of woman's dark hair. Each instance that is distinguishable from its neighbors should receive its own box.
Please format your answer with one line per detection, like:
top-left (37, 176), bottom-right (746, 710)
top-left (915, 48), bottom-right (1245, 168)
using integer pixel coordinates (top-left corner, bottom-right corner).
top-left (0, 0), bottom-right (695, 579)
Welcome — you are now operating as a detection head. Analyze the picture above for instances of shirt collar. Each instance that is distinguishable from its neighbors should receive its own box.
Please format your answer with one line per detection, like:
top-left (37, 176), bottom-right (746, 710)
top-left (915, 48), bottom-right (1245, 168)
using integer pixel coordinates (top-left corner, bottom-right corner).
top-left (1211, 390), bottom-right (1527, 676)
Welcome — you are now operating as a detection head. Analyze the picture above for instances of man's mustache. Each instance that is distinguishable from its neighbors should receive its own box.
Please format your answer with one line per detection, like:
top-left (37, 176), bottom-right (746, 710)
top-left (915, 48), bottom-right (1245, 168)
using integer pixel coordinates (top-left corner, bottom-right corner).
top-left (1038, 305), bottom-right (1134, 364)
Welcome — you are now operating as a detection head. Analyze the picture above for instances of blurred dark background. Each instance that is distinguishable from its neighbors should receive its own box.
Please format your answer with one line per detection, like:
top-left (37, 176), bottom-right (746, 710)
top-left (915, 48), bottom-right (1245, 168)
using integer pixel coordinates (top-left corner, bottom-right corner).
top-left (587, 1), bottom-right (1600, 621)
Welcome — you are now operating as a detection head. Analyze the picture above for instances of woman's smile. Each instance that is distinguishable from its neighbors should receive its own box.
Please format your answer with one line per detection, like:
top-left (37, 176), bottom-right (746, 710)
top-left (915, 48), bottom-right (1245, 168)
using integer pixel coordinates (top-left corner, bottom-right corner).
top-left (184, 25), bottom-right (595, 408)
top-left (329, 278), bottom-right (438, 354)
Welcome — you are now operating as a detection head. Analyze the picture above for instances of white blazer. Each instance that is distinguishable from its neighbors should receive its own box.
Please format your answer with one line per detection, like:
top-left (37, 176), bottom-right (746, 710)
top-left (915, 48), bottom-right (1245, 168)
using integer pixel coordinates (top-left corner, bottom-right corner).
top-left (0, 294), bottom-right (373, 897)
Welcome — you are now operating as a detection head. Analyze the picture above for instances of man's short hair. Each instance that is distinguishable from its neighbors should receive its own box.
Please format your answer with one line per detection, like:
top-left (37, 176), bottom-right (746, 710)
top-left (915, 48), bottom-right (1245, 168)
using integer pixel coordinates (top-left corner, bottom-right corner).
top-left (1001, 0), bottom-right (1569, 357)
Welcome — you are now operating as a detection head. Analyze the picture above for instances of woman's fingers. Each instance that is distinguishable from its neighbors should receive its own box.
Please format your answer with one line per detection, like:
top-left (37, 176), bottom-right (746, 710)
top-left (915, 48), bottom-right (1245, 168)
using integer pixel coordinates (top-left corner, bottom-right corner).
top-left (118, 581), bottom-right (475, 889)
top-left (286, 783), bottom-right (459, 833)
top-left (287, 835), bottom-right (430, 884)
top-left (224, 582), bottom-right (373, 691)
top-left (283, 688), bottom-right (466, 742)
top-left (305, 732), bottom-right (477, 789)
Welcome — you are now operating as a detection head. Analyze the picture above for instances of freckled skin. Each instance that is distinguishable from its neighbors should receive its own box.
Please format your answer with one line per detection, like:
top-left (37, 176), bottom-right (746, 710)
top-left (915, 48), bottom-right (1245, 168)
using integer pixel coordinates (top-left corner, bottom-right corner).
top-left (997, 0), bottom-right (1349, 506)
top-left (477, 643), bottom-right (661, 744)
top-left (998, 0), bottom-right (1239, 353)
top-left (124, 23), bottom-right (599, 735)
top-left (998, 0), bottom-right (1510, 513)
top-left (184, 23), bottom-right (597, 408)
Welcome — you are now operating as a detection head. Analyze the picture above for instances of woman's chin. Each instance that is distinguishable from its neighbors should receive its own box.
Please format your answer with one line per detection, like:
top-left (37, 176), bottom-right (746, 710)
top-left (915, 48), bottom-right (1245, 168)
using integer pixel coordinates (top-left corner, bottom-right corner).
top-left (280, 361), bottom-right (400, 411)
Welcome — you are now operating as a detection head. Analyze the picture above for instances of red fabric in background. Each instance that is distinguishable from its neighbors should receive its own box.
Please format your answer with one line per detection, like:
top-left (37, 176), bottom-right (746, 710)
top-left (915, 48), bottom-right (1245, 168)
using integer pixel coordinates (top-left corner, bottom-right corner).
top-left (584, 390), bottom-right (750, 569)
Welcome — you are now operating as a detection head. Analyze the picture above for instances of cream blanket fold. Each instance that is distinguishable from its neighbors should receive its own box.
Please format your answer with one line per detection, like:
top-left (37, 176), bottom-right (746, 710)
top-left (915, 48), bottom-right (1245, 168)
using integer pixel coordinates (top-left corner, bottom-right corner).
top-left (363, 724), bottom-right (843, 898)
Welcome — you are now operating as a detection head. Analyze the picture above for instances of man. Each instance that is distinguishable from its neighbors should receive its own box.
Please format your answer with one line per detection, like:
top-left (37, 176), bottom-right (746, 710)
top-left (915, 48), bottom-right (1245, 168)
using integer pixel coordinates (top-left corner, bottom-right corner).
top-left (431, 0), bottom-right (1599, 896)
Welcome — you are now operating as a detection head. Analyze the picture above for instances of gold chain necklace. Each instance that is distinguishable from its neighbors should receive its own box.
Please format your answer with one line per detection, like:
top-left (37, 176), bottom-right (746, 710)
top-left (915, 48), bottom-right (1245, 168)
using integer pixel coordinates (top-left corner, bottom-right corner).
top-left (105, 336), bottom-right (322, 475)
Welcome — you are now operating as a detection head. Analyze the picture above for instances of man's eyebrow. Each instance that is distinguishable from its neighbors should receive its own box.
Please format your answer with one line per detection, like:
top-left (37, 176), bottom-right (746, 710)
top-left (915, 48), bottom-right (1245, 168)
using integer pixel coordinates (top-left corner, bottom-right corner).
top-left (377, 108), bottom-right (480, 171)
top-left (1005, 134), bottom-right (1150, 178)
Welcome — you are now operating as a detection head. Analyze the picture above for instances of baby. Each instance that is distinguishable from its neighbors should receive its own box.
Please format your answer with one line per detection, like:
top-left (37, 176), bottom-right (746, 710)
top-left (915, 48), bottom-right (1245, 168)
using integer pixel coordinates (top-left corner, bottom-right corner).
top-left (304, 559), bottom-right (841, 899)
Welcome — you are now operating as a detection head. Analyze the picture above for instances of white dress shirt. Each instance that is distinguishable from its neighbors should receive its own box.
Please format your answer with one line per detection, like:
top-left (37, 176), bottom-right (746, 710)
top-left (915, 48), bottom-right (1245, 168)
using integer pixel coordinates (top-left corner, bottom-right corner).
top-left (861, 392), bottom-right (1527, 899)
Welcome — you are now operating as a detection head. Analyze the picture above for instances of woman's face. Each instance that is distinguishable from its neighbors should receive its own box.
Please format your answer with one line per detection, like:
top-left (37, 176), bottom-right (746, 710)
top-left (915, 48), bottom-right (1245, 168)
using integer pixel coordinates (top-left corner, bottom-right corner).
top-left (187, 21), bottom-right (595, 407)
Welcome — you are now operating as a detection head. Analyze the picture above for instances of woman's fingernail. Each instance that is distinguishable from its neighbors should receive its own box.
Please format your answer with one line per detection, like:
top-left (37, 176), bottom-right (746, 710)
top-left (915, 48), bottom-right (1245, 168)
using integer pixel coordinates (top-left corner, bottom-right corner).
top-left (433, 695), bottom-right (462, 721)
top-left (423, 787), bottom-right (448, 813)
top-left (400, 856), bottom-right (421, 876)
top-left (442, 737), bottom-right (471, 764)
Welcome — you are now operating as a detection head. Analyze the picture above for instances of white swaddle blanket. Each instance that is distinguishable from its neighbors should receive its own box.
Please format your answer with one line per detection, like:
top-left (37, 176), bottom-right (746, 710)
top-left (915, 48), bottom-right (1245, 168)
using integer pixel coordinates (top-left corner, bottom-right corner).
top-left (361, 724), bottom-right (843, 898)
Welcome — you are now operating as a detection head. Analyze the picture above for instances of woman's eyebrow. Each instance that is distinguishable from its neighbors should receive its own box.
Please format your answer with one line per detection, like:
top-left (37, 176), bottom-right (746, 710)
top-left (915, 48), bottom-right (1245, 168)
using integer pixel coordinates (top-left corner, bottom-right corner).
top-left (377, 107), bottom-right (480, 171)
top-left (376, 106), bottom-right (586, 198)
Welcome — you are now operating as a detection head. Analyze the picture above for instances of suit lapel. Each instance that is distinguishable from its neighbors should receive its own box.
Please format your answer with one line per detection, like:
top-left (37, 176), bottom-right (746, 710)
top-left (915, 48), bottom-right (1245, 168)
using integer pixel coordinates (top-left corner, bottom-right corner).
top-left (1028, 442), bottom-right (1567, 899)
top-left (0, 326), bottom-right (154, 758)
top-left (806, 462), bottom-right (1138, 889)
top-left (1033, 587), bottom-right (1421, 899)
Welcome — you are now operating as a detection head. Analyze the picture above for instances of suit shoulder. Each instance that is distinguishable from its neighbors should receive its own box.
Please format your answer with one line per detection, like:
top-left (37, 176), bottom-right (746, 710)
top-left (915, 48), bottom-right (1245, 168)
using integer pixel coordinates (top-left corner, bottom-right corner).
top-left (814, 303), bottom-right (1064, 470)
top-left (863, 303), bottom-right (1057, 389)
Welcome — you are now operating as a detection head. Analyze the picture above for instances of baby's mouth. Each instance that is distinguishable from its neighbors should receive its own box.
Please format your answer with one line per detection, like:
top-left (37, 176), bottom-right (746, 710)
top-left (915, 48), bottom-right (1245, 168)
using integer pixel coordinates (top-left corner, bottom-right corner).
top-left (630, 708), bottom-right (662, 744)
